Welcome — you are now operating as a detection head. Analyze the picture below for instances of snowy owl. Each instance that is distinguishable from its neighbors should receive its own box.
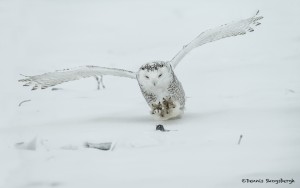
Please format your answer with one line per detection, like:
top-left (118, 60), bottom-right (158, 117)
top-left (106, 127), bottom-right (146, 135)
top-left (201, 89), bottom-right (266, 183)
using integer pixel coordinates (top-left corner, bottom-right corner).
top-left (19, 11), bottom-right (263, 120)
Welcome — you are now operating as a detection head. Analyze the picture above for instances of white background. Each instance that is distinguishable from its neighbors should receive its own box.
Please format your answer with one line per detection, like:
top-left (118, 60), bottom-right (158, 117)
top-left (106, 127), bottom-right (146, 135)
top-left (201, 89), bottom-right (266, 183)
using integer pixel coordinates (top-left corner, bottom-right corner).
top-left (0, 0), bottom-right (299, 187)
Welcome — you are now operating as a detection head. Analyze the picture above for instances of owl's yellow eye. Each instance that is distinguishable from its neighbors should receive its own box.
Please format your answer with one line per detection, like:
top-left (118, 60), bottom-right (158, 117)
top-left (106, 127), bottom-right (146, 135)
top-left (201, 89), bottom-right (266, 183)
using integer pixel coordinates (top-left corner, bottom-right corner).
top-left (145, 76), bottom-right (149, 79)
top-left (158, 74), bottom-right (162, 78)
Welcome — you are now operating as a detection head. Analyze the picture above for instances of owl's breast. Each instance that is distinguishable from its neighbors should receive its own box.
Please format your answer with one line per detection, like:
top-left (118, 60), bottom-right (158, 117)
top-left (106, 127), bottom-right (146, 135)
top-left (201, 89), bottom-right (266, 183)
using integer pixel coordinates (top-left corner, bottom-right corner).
top-left (151, 87), bottom-right (170, 102)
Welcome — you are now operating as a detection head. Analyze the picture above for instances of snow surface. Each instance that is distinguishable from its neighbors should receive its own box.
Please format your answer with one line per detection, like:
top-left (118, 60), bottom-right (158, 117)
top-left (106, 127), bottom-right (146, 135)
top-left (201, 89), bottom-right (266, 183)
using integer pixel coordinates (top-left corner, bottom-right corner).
top-left (1, 0), bottom-right (300, 187)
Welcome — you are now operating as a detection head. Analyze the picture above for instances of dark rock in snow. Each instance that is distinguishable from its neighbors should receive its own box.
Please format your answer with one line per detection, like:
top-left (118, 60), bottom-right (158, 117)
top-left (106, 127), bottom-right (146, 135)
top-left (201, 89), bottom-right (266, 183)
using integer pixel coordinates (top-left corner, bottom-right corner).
top-left (156, 124), bottom-right (168, 132)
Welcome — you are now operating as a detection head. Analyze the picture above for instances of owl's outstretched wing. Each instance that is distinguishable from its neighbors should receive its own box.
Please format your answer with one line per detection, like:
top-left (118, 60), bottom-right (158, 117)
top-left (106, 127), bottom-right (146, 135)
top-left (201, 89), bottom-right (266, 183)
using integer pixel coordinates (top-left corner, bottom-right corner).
top-left (19, 65), bottom-right (136, 90)
top-left (170, 10), bottom-right (263, 68)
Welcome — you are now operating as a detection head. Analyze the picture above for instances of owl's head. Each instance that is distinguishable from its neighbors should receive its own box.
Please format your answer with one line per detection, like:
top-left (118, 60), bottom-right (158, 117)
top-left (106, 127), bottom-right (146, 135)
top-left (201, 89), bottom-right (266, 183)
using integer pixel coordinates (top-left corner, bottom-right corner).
top-left (137, 61), bottom-right (173, 91)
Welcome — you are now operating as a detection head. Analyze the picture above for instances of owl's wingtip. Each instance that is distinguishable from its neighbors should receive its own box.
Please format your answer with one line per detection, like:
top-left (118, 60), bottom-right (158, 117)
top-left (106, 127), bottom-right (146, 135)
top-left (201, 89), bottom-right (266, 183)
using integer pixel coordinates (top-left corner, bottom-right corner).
top-left (254, 10), bottom-right (263, 19)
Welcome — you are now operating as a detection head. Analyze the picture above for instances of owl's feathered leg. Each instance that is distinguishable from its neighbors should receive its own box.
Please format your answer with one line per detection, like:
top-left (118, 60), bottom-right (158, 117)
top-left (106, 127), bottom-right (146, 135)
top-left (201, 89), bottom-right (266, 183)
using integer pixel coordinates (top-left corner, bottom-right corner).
top-left (151, 102), bottom-right (163, 115)
top-left (151, 99), bottom-right (182, 120)
top-left (151, 97), bottom-right (177, 118)
top-left (94, 75), bottom-right (105, 90)
top-left (162, 97), bottom-right (176, 114)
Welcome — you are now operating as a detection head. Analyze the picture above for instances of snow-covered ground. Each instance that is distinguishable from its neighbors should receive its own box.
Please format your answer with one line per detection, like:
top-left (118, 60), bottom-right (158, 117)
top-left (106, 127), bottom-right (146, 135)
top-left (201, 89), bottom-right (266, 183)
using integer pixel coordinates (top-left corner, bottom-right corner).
top-left (1, 0), bottom-right (300, 187)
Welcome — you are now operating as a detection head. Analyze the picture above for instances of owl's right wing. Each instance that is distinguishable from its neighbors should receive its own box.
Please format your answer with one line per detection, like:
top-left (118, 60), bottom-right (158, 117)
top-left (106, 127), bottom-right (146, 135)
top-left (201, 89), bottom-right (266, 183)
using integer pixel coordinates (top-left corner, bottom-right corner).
top-left (19, 65), bottom-right (136, 90)
top-left (170, 11), bottom-right (263, 68)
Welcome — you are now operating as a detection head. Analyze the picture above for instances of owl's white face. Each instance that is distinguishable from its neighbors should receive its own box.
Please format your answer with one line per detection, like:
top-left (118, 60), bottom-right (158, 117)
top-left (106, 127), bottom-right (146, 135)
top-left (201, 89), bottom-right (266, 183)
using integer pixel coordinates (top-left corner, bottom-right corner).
top-left (137, 62), bottom-right (173, 93)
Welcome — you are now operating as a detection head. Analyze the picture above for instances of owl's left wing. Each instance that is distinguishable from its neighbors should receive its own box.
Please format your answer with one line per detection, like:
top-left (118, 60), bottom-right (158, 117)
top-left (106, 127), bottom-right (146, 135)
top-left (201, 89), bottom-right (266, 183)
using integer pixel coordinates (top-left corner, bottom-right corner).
top-left (19, 65), bottom-right (136, 90)
top-left (170, 11), bottom-right (263, 69)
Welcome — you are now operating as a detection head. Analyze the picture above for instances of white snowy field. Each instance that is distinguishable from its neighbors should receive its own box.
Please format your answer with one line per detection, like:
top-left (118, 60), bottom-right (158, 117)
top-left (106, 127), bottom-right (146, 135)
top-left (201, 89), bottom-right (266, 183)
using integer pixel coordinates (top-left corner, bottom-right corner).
top-left (0, 0), bottom-right (300, 187)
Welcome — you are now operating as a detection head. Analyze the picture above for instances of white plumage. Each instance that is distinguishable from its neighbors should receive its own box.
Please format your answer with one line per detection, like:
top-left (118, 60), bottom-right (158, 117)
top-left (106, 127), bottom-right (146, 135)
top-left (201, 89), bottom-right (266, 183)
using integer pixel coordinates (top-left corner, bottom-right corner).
top-left (20, 66), bottom-right (136, 90)
top-left (19, 11), bottom-right (263, 120)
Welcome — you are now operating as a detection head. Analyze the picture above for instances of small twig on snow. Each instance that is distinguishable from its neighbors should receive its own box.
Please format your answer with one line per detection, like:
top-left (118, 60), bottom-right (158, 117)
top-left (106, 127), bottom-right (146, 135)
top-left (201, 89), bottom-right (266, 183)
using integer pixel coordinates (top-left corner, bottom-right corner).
top-left (18, 99), bottom-right (31, 107)
top-left (51, 88), bottom-right (63, 91)
top-left (238, 134), bottom-right (243, 145)
top-left (95, 75), bottom-right (105, 90)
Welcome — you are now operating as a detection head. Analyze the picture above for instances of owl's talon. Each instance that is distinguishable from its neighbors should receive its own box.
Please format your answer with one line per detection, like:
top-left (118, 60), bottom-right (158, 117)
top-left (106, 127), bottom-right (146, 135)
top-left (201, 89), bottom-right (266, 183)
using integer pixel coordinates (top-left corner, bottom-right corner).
top-left (162, 97), bottom-right (175, 110)
top-left (151, 97), bottom-right (178, 118)
top-left (151, 102), bottom-right (163, 115)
